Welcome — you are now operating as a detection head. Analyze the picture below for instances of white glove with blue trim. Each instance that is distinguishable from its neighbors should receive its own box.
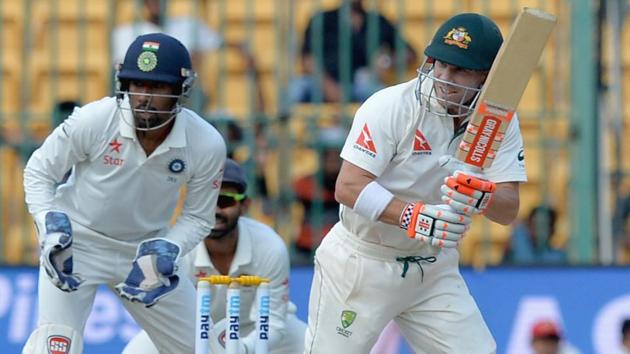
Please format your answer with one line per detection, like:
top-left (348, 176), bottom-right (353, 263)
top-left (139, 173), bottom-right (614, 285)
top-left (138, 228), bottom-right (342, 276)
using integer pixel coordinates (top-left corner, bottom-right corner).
top-left (115, 238), bottom-right (181, 308)
top-left (40, 211), bottom-right (84, 292)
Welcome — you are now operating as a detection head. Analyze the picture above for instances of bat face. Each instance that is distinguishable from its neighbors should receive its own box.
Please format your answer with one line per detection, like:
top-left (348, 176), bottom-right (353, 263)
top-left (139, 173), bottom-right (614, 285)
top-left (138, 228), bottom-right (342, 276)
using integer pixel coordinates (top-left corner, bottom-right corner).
top-left (454, 8), bottom-right (557, 170)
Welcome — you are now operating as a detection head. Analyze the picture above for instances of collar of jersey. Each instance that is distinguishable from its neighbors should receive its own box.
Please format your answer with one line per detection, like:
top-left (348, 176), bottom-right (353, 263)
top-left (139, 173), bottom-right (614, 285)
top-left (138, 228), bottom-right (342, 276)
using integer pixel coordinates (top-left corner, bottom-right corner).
top-left (118, 96), bottom-right (187, 148)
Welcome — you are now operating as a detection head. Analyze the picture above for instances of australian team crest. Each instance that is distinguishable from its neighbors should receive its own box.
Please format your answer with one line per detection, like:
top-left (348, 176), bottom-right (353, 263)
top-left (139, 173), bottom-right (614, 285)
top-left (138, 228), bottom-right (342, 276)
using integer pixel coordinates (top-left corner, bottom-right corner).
top-left (340, 310), bottom-right (357, 329)
top-left (443, 27), bottom-right (472, 49)
top-left (168, 158), bottom-right (186, 174)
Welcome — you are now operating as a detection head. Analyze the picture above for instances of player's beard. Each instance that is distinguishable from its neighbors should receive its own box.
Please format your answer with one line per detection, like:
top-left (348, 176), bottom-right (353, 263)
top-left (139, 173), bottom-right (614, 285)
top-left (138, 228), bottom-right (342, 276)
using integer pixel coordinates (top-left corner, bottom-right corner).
top-left (209, 214), bottom-right (239, 239)
top-left (133, 105), bottom-right (169, 130)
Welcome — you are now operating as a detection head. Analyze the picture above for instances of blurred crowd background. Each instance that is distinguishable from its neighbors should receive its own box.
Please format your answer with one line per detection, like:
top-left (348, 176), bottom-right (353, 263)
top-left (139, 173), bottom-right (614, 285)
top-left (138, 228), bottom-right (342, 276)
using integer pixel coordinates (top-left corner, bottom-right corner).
top-left (1, 0), bottom-right (629, 268)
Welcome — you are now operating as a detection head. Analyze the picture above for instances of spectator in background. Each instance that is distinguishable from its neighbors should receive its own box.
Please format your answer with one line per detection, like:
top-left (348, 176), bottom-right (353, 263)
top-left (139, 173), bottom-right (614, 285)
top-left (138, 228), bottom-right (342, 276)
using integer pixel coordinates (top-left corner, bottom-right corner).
top-left (111, 0), bottom-right (261, 112)
top-left (619, 319), bottom-right (630, 354)
top-left (291, 0), bottom-right (417, 103)
top-left (209, 116), bottom-right (244, 159)
top-left (530, 320), bottom-right (582, 354)
top-left (506, 205), bottom-right (567, 264)
top-left (292, 126), bottom-right (345, 263)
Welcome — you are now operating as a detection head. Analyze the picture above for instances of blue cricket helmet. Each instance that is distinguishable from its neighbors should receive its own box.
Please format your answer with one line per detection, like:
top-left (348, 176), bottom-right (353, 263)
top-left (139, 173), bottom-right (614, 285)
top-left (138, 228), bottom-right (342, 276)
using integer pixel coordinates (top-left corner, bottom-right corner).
top-left (116, 32), bottom-right (195, 94)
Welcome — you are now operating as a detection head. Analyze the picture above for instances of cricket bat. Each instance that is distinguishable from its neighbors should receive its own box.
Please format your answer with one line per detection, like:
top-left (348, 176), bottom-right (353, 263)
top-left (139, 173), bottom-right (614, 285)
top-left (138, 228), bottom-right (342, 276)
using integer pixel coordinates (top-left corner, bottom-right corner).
top-left (456, 8), bottom-right (557, 169)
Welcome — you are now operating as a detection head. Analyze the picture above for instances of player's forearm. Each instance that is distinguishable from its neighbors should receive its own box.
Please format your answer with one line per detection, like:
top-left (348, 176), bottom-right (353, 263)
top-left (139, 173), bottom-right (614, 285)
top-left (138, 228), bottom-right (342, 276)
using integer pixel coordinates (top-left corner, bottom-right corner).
top-left (23, 150), bottom-right (67, 215)
top-left (483, 182), bottom-right (520, 225)
top-left (166, 214), bottom-right (212, 255)
top-left (336, 161), bottom-right (411, 227)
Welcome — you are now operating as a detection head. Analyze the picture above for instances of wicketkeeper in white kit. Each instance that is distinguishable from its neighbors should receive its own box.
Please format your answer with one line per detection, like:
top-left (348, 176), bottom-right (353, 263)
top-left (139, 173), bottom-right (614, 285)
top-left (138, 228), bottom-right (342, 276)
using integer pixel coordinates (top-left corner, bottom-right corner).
top-left (22, 33), bottom-right (226, 353)
top-left (122, 158), bottom-right (307, 353)
top-left (304, 13), bottom-right (527, 353)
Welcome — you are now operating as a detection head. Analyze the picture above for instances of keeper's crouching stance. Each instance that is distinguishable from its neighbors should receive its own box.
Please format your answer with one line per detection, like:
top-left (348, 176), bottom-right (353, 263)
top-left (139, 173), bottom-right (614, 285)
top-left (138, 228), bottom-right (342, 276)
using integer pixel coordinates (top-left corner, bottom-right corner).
top-left (22, 32), bottom-right (226, 354)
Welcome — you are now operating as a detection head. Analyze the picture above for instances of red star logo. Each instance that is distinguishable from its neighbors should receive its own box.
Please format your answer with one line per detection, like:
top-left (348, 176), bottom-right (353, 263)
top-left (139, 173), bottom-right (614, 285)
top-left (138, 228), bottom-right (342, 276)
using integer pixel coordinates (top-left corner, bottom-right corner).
top-left (195, 271), bottom-right (207, 279)
top-left (109, 139), bottom-right (122, 153)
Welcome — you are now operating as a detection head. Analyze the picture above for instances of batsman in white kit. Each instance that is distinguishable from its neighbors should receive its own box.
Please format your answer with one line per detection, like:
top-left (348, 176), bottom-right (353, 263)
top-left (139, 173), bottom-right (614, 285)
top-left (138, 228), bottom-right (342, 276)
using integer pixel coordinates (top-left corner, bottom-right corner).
top-left (123, 159), bottom-right (307, 354)
top-left (304, 13), bottom-right (531, 353)
top-left (22, 33), bottom-right (226, 354)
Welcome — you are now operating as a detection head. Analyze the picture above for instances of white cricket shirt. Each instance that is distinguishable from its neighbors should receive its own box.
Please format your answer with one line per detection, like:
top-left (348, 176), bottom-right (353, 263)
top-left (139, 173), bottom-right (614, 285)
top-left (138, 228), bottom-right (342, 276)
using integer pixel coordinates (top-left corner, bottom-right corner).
top-left (24, 96), bottom-right (226, 255)
top-left (339, 77), bottom-right (528, 250)
top-left (187, 217), bottom-right (291, 351)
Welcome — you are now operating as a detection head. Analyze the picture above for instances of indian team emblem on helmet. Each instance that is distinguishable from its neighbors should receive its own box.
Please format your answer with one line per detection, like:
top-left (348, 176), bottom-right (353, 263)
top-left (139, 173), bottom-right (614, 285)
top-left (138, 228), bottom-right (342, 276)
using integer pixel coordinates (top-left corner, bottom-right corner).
top-left (168, 158), bottom-right (186, 174)
top-left (137, 52), bottom-right (158, 72)
top-left (443, 27), bottom-right (472, 49)
top-left (137, 41), bottom-right (160, 72)
top-left (340, 310), bottom-right (357, 329)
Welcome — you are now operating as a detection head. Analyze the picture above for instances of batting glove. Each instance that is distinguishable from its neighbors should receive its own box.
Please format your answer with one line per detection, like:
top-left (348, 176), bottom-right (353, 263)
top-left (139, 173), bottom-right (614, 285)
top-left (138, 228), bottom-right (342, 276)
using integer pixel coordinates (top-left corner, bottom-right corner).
top-left (438, 155), bottom-right (496, 215)
top-left (400, 203), bottom-right (471, 248)
top-left (40, 211), bottom-right (84, 292)
top-left (441, 171), bottom-right (496, 215)
top-left (115, 238), bottom-right (181, 308)
top-left (207, 318), bottom-right (248, 354)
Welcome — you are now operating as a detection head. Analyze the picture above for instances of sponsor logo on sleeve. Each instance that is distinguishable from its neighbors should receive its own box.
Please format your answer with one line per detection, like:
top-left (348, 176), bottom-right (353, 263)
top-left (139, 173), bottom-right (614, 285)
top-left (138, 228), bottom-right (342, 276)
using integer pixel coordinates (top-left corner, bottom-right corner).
top-left (517, 148), bottom-right (525, 168)
top-left (353, 123), bottom-right (377, 157)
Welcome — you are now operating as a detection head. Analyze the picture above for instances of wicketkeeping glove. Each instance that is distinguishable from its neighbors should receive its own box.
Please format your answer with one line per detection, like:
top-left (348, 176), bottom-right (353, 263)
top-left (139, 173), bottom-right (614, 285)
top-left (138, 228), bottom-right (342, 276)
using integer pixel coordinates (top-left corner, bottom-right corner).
top-left (400, 203), bottom-right (471, 248)
top-left (40, 211), bottom-right (84, 292)
top-left (115, 238), bottom-right (181, 308)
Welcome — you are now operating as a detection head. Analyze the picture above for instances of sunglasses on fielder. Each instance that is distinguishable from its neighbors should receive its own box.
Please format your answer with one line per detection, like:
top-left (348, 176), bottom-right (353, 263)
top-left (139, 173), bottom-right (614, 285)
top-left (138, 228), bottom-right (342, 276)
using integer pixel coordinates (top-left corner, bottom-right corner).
top-left (217, 192), bottom-right (246, 208)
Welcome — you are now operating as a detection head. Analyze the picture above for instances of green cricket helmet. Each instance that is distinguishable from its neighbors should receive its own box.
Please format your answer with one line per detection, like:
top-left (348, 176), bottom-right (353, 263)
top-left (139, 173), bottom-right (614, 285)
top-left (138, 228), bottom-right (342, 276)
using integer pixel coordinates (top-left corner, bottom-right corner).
top-left (425, 13), bottom-right (503, 71)
top-left (416, 13), bottom-right (503, 118)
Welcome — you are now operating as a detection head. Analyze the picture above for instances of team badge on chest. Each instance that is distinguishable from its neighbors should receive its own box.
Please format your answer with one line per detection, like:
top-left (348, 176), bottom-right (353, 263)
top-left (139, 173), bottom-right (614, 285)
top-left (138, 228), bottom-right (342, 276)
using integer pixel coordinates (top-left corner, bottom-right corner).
top-left (168, 158), bottom-right (186, 173)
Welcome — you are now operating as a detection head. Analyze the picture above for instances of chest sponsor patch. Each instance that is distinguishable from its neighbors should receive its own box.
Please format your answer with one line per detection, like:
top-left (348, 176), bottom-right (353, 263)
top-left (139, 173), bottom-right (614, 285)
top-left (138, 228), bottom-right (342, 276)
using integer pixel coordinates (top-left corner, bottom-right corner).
top-left (109, 138), bottom-right (123, 153)
top-left (412, 129), bottom-right (432, 155)
top-left (353, 123), bottom-right (377, 157)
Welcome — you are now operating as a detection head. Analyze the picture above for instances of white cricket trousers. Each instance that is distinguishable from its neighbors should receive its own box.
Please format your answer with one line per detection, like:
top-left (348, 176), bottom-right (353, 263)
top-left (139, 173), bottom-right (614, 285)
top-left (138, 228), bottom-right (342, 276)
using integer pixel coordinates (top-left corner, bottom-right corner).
top-left (34, 222), bottom-right (197, 354)
top-left (304, 224), bottom-right (496, 354)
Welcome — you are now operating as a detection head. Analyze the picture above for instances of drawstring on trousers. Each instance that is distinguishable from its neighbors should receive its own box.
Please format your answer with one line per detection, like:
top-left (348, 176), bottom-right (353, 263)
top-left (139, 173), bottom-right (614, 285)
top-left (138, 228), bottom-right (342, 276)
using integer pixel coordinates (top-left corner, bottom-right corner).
top-left (395, 256), bottom-right (437, 282)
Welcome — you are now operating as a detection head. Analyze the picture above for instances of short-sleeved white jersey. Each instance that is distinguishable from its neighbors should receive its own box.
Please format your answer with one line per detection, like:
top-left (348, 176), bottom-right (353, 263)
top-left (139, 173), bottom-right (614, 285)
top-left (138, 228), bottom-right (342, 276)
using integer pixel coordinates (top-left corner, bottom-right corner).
top-left (339, 77), bottom-right (527, 250)
top-left (24, 97), bottom-right (226, 255)
top-left (186, 217), bottom-right (291, 351)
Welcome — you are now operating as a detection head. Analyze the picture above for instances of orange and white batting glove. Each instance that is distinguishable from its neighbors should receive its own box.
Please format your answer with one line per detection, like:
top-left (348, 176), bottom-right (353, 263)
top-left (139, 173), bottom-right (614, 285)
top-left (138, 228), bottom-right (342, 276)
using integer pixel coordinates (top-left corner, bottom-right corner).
top-left (441, 171), bottom-right (496, 216)
top-left (400, 202), bottom-right (472, 248)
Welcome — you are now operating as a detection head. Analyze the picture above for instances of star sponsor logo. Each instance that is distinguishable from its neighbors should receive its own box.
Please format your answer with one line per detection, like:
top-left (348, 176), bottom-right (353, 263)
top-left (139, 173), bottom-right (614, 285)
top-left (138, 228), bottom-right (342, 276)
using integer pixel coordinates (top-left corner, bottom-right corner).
top-left (103, 155), bottom-right (124, 166)
top-left (109, 138), bottom-right (122, 153)
top-left (336, 310), bottom-right (356, 338)
top-left (353, 123), bottom-right (377, 157)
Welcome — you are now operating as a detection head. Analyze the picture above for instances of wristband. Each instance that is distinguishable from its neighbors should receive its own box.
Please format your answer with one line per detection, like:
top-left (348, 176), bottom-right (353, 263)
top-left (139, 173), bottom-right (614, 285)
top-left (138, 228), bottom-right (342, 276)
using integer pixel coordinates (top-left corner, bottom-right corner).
top-left (353, 181), bottom-right (394, 221)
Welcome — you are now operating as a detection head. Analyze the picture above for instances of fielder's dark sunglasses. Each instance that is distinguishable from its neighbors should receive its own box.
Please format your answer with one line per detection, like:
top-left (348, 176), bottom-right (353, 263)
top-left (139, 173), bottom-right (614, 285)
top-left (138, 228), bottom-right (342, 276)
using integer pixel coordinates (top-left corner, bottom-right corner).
top-left (217, 192), bottom-right (246, 208)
